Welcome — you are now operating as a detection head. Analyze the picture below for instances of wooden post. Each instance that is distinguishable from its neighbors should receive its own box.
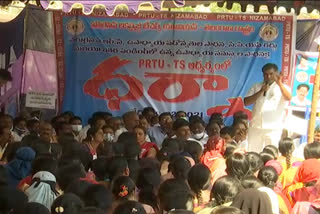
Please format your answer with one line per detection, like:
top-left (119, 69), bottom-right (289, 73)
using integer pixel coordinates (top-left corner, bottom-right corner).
top-left (308, 46), bottom-right (320, 143)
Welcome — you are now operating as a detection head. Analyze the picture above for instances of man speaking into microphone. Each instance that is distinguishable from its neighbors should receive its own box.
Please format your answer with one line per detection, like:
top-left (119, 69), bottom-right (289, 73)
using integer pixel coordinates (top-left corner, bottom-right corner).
top-left (244, 63), bottom-right (292, 152)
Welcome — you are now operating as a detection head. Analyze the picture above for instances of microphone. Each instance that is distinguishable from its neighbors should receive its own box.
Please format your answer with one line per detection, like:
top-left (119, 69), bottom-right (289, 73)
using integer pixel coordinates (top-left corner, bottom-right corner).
top-left (263, 81), bottom-right (272, 96)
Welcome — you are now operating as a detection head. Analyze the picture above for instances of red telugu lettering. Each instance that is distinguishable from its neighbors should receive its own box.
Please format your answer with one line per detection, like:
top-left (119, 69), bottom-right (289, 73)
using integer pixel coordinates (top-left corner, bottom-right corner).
top-left (206, 97), bottom-right (252, 119)
top-left (83, 56), bottom-right (143, 110)
top-left (145, 73), bottom-right (228, 102)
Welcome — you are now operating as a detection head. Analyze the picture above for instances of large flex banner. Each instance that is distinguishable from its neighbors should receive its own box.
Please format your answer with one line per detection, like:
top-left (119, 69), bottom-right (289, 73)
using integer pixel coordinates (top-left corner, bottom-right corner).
top-left (54, 11), bottom-right (294, 123)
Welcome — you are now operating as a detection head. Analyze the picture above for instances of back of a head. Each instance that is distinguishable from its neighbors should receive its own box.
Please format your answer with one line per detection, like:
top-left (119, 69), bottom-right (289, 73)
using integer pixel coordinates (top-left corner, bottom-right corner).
top-left (56, 162), bottom-right (86, 191)
top-left (127, 159), bottom-right (141, 183)
top-left (79, 207), bottom-right (104, 214)
top-left (184, 141), bottom-right (203, 163)
top-left (160, 188), bottom-right (194, 212)
top-left (158, 178), bottom-right (190, 203)
top-left (61, 142), bottom-right (92, 171)
top-left (51, 193), bottom-right (84, 214)
top-left (136, 167), bottom-right (161, 209)
top-left (257, 166), bottom-right (278, 189)
top-left (31, 155), bottom-right (58, 176)
top-left (245, 152), bottom-right (263, 175)
top-left (65, 180), bottom-right (92, 199)
top-left (259, 152), bottom-right (275, 165)
top-left (114, 201), bottom-right (146, 214)
top-left (112, 176), bottom-right (136, 200)
top-left (108, 157), bottom-right (128, 181)
top-left (169, 210), bottom-right (195, 214)
top-left (278, 138), bottom-right (294, 156)
top-left (162, 138), bottom-right (183, 153)
top-left (231, 188), bottom-right (273, 214)
top-left (304, 142), bottom-right (320, 159)
top-left (83, 184), bottom-right (113, 212)
top-left (170, 156), bottom-right (192, 180)
top-left (211, 176), bottom-right (242, 205)
top-left (188, 164), bottom-right (211, 195)
top-left (0, 186), bottom-right (28, 214)
top-left (14, 202), bottom-right (50, 214)
top-left (226, 153), bottom-right (250, 181)
top-left (262, 145), bottom-right (279, 158)
top-left (91, 157), bottom-right (109, 181)
top-left (211, 206), bottom-right (244, 214)
top-left (241, 175), bottom-right (264, 189)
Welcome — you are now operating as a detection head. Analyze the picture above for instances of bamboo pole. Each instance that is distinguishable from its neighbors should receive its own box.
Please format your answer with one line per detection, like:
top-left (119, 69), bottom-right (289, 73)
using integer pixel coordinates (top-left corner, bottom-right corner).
top-left (308, 46), bottom-right (320, 143)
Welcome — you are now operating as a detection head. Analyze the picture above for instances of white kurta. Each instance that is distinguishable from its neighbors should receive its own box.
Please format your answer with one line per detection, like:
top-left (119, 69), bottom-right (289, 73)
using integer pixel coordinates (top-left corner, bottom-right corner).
top-left (246, 82), bottom-right (288, 152)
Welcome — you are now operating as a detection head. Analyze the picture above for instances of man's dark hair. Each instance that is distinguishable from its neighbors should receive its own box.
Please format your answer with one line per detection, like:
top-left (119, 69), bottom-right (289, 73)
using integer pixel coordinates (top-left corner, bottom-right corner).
top-left (297, 83), bottom-right (310, 91)
top-left (0, 69), bottom-right (12, 81)
top-left (262, 63), bottom-right (278, 73)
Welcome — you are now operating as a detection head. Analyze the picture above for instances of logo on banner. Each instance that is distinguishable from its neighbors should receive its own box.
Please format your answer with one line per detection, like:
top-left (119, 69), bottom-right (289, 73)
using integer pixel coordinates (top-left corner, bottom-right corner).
top-left (66, 18), bottom-right (85, 36)
top-left (259, 24), bottom-right (278, 42)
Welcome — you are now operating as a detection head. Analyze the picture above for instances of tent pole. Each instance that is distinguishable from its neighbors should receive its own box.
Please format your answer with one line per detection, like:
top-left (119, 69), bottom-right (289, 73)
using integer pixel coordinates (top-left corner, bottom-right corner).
top-left (308, 46), bottom-right (320, 143)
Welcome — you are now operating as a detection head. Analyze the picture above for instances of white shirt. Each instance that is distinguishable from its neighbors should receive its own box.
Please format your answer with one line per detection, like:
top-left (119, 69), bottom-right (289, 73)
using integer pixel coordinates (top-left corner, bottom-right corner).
top-left (190, 133), bottom-right (209, 147)
top-left (291, 96), bottom-right (311, 106)
top-left (78, 125), bottom-right (90, 142)
top-left (246, 82), bottom-right (289, 130)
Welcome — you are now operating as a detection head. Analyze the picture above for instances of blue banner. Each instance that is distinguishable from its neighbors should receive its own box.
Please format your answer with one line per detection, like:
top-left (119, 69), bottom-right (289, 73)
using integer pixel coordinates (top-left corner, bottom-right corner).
top-left (54, 11), bottom-right (294, 123)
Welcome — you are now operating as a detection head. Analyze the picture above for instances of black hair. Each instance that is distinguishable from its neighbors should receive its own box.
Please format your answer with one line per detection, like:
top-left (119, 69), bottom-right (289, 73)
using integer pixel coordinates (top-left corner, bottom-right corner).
top-left (70, 116), bottom-right (82, 123)
top-left (162, 138), bottom-right (184, 153)
top-left (78, 207), bottom-right (104, 214)
top-left (279, 137), bottom-right (295, 169)
top-left (257, 166), bottom-right (278, 189)
top-left (208, 113), bottom-right (224, 127)
top-left (127, 159), bottom-right (141, 183)
top-left (51, 193), bottom-right (84, 214)
top-left (32, 141), bottom-right (62, 160)
top-left (226, 153), bottom-right (250, 181)
top-left (138, 157), bottom-right (161, 171)
top-left (84, 126), bottom-right (101, 142)
top-left (112, 176), bottom-right (136, 201)
top-left (169, 210), bottom-right (195, 214)
top-left (117, 132), bottom-right (141, 159)
top-left (189, 116), bottom-right (205, 127)
top-left (61, 142), bottom-right (93, 171)
top-left (241, 175), bottom-right (264, 189)
top-left (259, 152), bottom-right (275, 165)
top-left (176, 111), bottom-right (187, 117)
top-left (245, 152), bottom-right (264, 175)
top-left (159, 180), bottom-right (194, 212)
top-left (173, 119), bottom-right (190, 131)
top-left (157, 147), bottom-right (175, 163)
top-left (159, 112), bottom-right (172, 122)
top-left (188, 164), bottom-right (211, 205)
top-left (56, 162), bottom-right (87, 191)
top-left (122, 111), bottom-right (137, 122)
top-left (0, 69), bottom-right (12, 81)
top-left (169, 156), bottom-right (191, 180)
top-left (233, 111), bottom-right (248, 121)
top-left (65, 180), bottom-right (92, 199)
top-left (184, 140), bottom-right (203, 163)
top-left (142, 107), bottom-right (156, 115)
top-left (262, 145), bottom-right (279, 158)
top-left (220, 126), bottom-right (236, 138)
top-left (91, 157), bottom-right (109, 181)
top-left (83, 184), bottom-right (113, 212)
top-left (304, 142), bottom-right (320, 159)
top-left (13, 117), bottom-right (26, 128)
top-left (262, 63), bottom-right (278, 72)
top-left (211, 176), bottom-right (242, 205)
top-left (14, 202), bottom-right (49, 214)
top-left (210, 206), bottom-right (244, 214)
top-left (96, 142), bottom-right (114, 158)
top-left (113, 201), bottom-right (147, 214)
top-left (136, 167), bottom-right (161, 211)
top-left (31, 155), bottom-right (58, 176)
top-left (26, 119), bottom-right (40, 130)
top-left (224, 141), bottom-right (238, 159)
top-left (297, 83), bottom-right (310, 91)
top-left (89, 115), bottom-right (105, 127)
top-left (108, 157), bottom-right (128, 181)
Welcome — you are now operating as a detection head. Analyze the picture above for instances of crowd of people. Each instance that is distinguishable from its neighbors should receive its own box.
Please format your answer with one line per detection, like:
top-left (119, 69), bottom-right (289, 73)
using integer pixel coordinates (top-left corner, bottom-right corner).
top-left (0, 106), bottom-right (319, 214)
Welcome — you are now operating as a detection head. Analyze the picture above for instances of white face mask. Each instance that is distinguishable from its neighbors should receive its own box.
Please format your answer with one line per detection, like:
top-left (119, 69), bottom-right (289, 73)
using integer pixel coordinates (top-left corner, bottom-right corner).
top-left (104, 133), bottom-right (114, 142)
top-left (71, 125), bottom-right (82, 132)
top-left (193, 132), bottom-right (205, 140)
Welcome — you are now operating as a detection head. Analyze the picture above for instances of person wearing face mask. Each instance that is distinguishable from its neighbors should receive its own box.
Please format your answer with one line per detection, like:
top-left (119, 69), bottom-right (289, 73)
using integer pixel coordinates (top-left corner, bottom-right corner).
top-left (12, 117), bottom-right (29, 142)
top-left (189, 116), bottom-right (209, 147)
top-left (102, 125), bottom-right (114, 143)
top-left (70, 116), bottom-right (83, 141)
